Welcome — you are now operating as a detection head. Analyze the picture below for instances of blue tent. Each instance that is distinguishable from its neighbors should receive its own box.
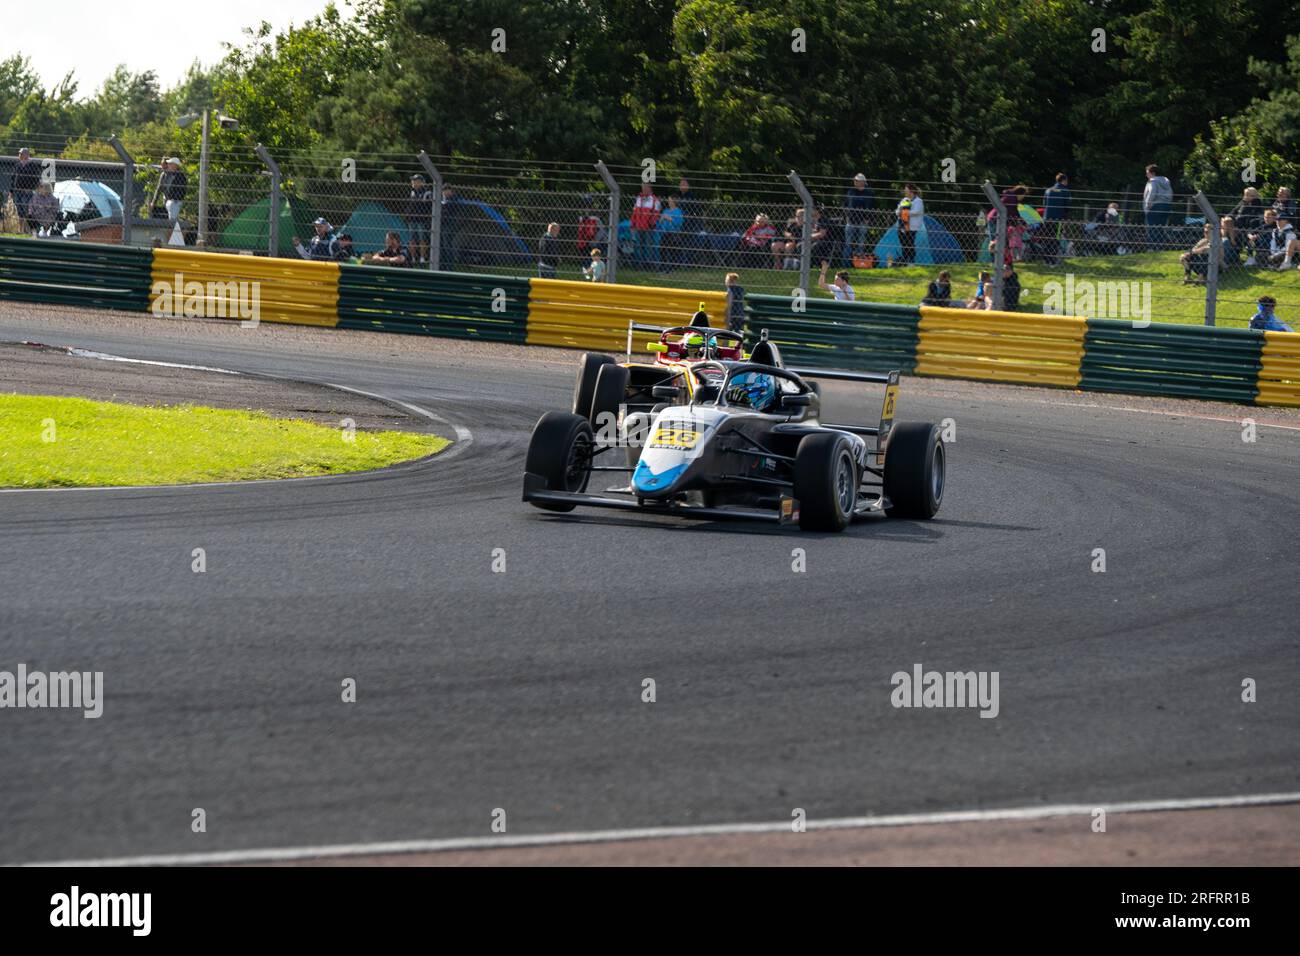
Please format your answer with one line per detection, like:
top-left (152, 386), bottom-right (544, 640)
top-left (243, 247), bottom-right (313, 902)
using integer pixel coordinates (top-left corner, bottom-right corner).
top-left (444, 198), bottom-right (531, 266)
top-left (872, 215), bottom-right (964, 266)
top-left (340, 200), bottom-right (409, 255)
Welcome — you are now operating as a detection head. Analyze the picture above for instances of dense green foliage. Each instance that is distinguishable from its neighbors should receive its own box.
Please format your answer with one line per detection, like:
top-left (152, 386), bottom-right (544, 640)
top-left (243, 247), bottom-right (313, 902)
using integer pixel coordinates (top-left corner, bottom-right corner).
top-left (2, 0), bottom-right (1298, 193)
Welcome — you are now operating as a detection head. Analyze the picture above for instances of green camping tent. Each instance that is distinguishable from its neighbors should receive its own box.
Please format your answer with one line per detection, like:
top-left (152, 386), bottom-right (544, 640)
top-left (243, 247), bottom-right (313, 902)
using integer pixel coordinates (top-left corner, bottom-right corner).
top-left (340, 200), bottom-right (409, 255)
top-left (218, 195), bottom-right (322, 257)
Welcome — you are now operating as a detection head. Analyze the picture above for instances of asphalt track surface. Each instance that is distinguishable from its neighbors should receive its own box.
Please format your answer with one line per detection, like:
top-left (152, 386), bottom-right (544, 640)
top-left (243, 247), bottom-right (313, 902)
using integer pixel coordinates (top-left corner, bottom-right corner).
top-left (2, 303), bottom-right (1298, 865)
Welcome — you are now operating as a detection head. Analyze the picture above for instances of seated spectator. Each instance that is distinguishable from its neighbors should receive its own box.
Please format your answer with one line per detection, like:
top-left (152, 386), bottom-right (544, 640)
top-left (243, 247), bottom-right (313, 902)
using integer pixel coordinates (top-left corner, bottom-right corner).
top-left (817, 262), bottom-right (855, 300)
top-left (26, 182), bottom-right (61, 236)
top-left (774, 208), bottom-right (805, 269)
top-left (740, 213), bottom-right (778, 266)
top-left (538, 222), bottom-right (562, 278)
top-left (337, 234), bottom-right (358, 262)
top-left (1249, 295), bottom-right (1293, 332)
top-left (1180, 223), bottom-right (1224, 282)
top-left (362, 231), bottom-right (411, 267)
top-left (966, 271), bottom-right (992, 309)
top-left (1002, 264), bottom-right (1021, 310)
top-left (1272, 186), bottom-right (1297, 223)
top-left (922, 270), bottom-right (952, 306)
top-left (582, 247), bottom-right (607, 282)
top-left (1264, 215), bottom-right (1298, 270)
top-left (1084, 202), bottom-right (1124, 256)
top-left (1231, 186), bottom-right (1265, 236)
top-left (1245, 209), bottom-right (1278, 265)
top-left (293, 218), bottom-right (342, 260)
top-left (801, 207), bottom-right (832, 268)
top-left (1219, 217), bottom-right (1241, 267)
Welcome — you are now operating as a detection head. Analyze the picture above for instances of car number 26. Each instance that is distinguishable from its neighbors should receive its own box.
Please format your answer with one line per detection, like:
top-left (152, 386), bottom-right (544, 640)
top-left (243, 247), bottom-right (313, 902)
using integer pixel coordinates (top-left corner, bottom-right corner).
top-left (650, 427), bottom-right (700, 450)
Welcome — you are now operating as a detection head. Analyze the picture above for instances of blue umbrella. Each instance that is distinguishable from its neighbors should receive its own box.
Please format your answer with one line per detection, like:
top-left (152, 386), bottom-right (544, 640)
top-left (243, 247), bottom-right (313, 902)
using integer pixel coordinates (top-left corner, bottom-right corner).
top-left (53, 180), bottom-right (123, 218)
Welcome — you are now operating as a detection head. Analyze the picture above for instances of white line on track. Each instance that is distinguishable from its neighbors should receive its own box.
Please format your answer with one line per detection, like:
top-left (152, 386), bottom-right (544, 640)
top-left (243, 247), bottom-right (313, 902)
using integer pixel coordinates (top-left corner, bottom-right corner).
top-left (22, 790), bottom-right (1300, 867)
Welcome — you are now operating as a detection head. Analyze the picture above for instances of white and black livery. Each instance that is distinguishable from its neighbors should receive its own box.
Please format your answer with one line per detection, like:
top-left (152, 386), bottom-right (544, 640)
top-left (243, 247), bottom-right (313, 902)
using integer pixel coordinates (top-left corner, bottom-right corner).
top-left (522, 328), bottom-right (945, 532)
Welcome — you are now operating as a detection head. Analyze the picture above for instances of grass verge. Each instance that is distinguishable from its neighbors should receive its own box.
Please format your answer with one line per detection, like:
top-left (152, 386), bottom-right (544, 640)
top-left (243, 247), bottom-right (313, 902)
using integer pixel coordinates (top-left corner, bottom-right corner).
top-left (0, 393), bottom-right (449, 488)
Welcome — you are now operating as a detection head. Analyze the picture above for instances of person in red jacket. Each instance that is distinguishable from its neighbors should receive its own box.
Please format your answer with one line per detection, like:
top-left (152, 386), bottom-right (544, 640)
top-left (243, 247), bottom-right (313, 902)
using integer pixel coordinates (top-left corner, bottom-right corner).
top-left (629, 183), bottom-right (661, 267)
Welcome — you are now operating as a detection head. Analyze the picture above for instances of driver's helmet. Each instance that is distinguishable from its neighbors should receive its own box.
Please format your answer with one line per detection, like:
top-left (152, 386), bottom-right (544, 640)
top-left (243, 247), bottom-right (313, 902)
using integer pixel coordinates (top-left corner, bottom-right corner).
top-left (726, 371), bottom-right (779, 412)
top-left (680, 331), bottom-right (714, 360)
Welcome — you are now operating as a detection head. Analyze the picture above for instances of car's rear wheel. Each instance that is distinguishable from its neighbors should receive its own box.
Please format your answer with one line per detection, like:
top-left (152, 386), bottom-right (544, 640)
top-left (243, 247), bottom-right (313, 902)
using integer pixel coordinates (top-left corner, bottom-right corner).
top-left (794, 433), bottom-right (858, 532)
top-left (590, 363), bottom-right (630, 438)
top-left (525, 412), bottom-right (594, 512)
top-left (883, 422), bottom-right (944, 518)
top-left (573, 352), bottom-right (616, 421)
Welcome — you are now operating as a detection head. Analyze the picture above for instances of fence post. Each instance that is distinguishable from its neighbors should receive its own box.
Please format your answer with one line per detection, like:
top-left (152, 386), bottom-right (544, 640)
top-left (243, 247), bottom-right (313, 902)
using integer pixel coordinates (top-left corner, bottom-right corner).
top-left (107, 136), bottom-right (134, 247)
top-left (982, 181), bottom-right (1007, 310)
top-left (1193, 191), bottom-right (1219, 327)
top-left (788, 170), bottom-right (814, 296)
top-left (255, 145), bottom-right (280, 257)
top-left (417, 151), bottom-right (443, 271)
top-left (595, 160), bottom-right (620, 283)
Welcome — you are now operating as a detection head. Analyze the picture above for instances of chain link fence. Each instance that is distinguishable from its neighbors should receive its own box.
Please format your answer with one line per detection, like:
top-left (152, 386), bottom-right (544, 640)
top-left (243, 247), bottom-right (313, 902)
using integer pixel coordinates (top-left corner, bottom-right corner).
top-left (2, 137), bottom-right (1295, 329)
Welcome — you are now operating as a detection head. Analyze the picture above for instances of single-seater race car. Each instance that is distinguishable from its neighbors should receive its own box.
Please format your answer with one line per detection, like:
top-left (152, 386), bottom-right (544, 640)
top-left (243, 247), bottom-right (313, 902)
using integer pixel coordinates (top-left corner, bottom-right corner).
top-left (522, 323), bottom-right (946, 532)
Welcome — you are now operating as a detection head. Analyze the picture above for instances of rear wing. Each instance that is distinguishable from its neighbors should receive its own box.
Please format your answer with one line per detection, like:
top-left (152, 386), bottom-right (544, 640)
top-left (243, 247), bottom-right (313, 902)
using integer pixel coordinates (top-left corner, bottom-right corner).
top-left (787, 367), bottom-right (901, 448)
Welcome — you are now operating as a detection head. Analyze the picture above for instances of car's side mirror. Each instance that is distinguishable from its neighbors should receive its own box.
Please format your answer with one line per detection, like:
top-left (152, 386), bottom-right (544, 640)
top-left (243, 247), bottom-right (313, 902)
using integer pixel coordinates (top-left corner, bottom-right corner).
top-left (652, 385), bottom-right (682, 399)
top-left (645, 342), bottom-right (667, 352)
top-left (780, 393), bottom-right (812, 408)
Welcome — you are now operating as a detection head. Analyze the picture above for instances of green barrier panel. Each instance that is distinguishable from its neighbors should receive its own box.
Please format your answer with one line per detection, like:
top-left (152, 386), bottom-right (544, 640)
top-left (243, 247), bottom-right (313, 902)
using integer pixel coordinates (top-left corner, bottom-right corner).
top-left (744, 294), bottom-right (920, 373)
top-left (0, 236), bottom-right (153, 311)
top-left (1081, 318), bottom-right (1262, 404)
top-left (337, 265), bottom-right (528, 343)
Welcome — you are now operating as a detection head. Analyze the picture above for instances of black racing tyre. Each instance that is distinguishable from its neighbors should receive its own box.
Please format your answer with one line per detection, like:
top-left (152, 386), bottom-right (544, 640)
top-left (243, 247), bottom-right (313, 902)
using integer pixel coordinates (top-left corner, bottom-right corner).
top-left (590, 363), bottom-right (630, 436)
top-left (525, 412), bottom-right (594, 512)
top-left (883, 422), bottom-right (945, 519)
top-left (573, 352), bottom-right (616, 420)
top-left (793, 432), bottom-right (859, 532)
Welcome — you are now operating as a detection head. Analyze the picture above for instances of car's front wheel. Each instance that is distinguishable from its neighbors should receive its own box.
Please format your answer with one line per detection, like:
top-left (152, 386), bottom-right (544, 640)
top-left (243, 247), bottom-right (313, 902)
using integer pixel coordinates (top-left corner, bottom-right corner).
top-left (794, 432), bottom-right (859, 532)
top-left (883, 422), bottom-right (944, 518)
top-left (525, 412), bottom-right (594, 512)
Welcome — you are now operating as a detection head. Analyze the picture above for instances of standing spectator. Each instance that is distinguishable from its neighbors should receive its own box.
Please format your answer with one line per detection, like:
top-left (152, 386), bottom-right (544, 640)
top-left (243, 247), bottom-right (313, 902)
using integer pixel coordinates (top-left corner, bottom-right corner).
top-left (740, 212), bottom-right (777, 266)
top-left (654, 194), bottom-right (683, 272)
top-left (1042, 173), bottom-right (1069, 255)
top-left (538, 222), bottom-right (562, 278)
top-left (10, 148), bottom-right (42, 232)
top-left (576, 196), bottom-right (607, 257)
top-left (1142, 163), bottom-right (1173, 250)
top-left (817, 262), bottom-right (855, 300)
top-left (724, 272), bottom-right (745, 333)
top-left (361, 231), bottom-right (411, 267)
top-left (922, 270), bottom-right (951, 306)
top-left (160, 158), bottom-right (188, 222)
top-left (676, 178), bottom-right (702, 233)
top-left (895, 184), bottom-right (924, 265)
top-left (1001, 264), bottom-right (1021, 310)
top-left (405, 175), bottom-right (432, 265)
top-left (1250, 295), bottom-right (1293, 332)
top-left (629, 183), bottom-right (661, 267)
top-left (582, 247), bottom-right (606, 282)
top-left (1272, 187), bottom-right (1296, 223)
top-left (292, 218), bottom-right (342, 260)
top-left (27, 181), bottom-right (61, 235)
top-left (842, 173), bottom-right (875, 265)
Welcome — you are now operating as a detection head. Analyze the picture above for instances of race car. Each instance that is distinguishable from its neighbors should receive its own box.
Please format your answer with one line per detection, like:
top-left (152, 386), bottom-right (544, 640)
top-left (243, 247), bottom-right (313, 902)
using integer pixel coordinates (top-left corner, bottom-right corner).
top-left (523, 330), bottom-right (945, 532)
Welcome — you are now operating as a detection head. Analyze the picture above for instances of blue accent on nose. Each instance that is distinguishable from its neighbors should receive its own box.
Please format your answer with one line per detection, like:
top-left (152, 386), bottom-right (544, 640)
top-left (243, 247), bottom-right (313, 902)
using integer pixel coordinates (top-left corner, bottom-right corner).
top-left (633, 461), bottom-right (688, 493)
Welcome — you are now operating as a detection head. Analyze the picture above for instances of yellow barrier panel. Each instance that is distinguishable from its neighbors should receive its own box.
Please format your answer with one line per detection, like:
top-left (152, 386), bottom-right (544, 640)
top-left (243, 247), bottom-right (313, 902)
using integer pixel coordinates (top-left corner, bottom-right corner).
top-left (917, 306), bottom-right (1086, 388)
top-left (1257, 330), bottom-right (1300, 407)
top-left (149, 248), bottom-right (341, 327)
top-left (527, 277), bottom-right (727, 351)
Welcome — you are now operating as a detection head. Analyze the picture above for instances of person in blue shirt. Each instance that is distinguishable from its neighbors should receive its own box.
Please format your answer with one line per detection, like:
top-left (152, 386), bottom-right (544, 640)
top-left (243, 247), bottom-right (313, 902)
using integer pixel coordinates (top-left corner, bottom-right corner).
top-left (1249, 295), bottom-right (1293, 332)
top-left (1043, 173), bottom-right (1069, 255)
top-left (292, 218), bottom-right (343, 260)
top-left (652, 195), bottom-right (683, 272)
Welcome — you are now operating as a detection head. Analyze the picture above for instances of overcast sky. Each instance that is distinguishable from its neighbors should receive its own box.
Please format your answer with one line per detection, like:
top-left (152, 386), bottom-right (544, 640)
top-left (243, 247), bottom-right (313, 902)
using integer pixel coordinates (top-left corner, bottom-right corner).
top-left (3, 0), bottom-right (344, 95)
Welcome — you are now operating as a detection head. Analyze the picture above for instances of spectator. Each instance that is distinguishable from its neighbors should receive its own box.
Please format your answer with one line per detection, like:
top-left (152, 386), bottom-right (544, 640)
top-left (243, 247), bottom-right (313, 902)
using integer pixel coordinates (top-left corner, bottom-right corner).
top-left (1249, 295), bottom-right (1293, 332)
top-left (9, 148), bottom-right (41, 231)
top-left (582, 246), bottom-right (607, 282)
top-left (362, 231), bottom-right (411, 267)
top-left (922, 270), bottom-right (952, 306)
top-left (576, 197), bottom-right (607, 257)
top-left (676, 178), bottom-right (702, 234)
top-left (405, 175), bottom-right (432, 264)
top-left (804, 207), bottom-right (832, 267)
top-left (1264, 215), bottom-right (1297, 270)
top-left (724, 272), bottom-right (745, 333)
top-left (27, 181), bottom-right (60, 235)
top-left (1002, 264), bottom-right (1021, 310)
top-left (629, 183), bottom-right (661, 267)
top-left (842, 173), bottom-right (875, 265)
top-left (1179, 223), bottom-right (1223, 283)
top-left (1245, 209), bottom-right (1278, 266)
top-left (1272, 187), bottom-right (1297, 223)
top-left (654, 194), bottom-right (683, 272)
top-left (336, 233), bottom-right (358, 262)
top-left (817, 262), bottom-right (855, 300)
top-left (740, 212), bottom-right (778, 266)
top-left (895, 184), bottom-right (924, 264)
top-left (537, 222), bottom-right (562, 278)
top-left (1043, 173), bottom-right (1069, 254)
top-left (292, 218), bottom-right (342, 260)
top-left (1231, 186), bottom-right (1265, 237)
top-left (160, 158), bottom-right (187, 222)
top-left (966, 271), bottom-right (992, 309)
top-left (1142, 163), bottom-right (1173, 250)
top-left (1219, 216), bottom-right (1241, 269)
top-left (774, 207), bottom-right (805, 269)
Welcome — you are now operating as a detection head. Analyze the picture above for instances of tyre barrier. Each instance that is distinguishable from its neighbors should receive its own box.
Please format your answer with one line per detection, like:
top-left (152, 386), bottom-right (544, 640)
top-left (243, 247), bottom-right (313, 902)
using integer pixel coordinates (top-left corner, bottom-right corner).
top-left (338, 266), bottom-right (528, 343)
top-left (150, 248), bottom-right (340, 327)
top-left (527, 277), bottom-right (727, 352)
top-left (744, 296), bottom-right (920, 374)
top-left (917, 306), bottom-right (1086, 388)
top-left (1256, 331), bottom-right (1300, 407)
top-left (0, 236), bottom-right (152, 312)
top-left (1081, 319), bottom-right (1262, 404)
